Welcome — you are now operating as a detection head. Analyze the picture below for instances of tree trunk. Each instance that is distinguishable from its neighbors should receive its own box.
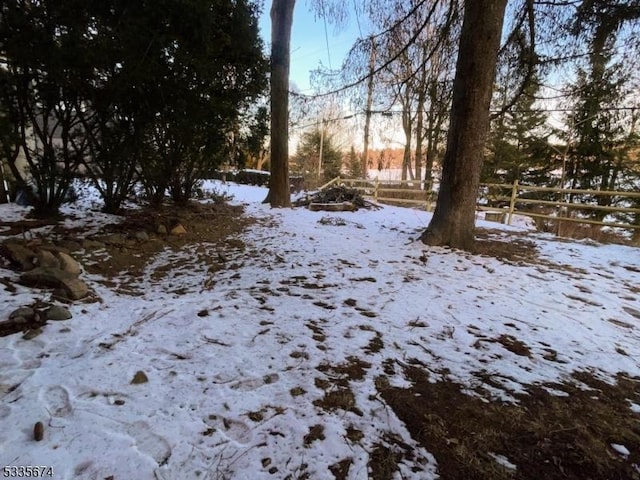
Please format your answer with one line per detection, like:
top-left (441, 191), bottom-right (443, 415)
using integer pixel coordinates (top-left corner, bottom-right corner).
top-left (362, 37), bottom-right (376, 179)
top-left (265, 0), bottom-right (295, 207)
top-left (415, 81), bottom-right (425, 185)
top-left (414, 47), bottom-right (429, 184)
top-left (401, 104), bottom-right (413, 182)
top-left (421, 0), bottom-right (508, 250)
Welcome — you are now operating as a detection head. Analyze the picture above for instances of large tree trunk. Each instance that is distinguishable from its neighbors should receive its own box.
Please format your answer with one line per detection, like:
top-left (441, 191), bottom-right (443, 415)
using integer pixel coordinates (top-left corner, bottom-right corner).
top-left (265, 0), bottom-right (295, 207)
top-left (420, 0), bottom-right (507, 250)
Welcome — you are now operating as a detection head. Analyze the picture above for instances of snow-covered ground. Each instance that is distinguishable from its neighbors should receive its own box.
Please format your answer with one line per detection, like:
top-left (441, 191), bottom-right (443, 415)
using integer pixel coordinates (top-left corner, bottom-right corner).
top-left (1, 181), bottom-right (639, 479)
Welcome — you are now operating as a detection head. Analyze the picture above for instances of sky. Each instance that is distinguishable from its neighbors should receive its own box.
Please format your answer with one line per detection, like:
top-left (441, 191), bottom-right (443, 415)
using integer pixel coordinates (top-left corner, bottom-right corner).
top-left (258, 2), bottom-right (363, 94)
top-left (1, 180), bottom-right (639, 478)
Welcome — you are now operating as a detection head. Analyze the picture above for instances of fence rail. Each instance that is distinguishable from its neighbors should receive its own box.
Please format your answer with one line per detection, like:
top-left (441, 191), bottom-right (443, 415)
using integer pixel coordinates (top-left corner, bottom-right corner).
top-left (321, 177), bottom-right (640, 233)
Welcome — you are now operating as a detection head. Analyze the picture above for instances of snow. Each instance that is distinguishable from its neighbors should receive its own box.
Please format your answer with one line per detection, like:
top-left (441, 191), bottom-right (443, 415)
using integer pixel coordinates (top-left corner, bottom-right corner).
top-left (611, 443), bottom-right (631, 457)
top-left (1, 180), bottom-right (639, 479)
top-left (488, 452), bottom-right (517, 471)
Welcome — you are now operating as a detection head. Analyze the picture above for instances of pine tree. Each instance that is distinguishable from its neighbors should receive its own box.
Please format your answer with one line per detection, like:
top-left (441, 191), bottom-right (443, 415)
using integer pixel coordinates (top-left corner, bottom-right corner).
top-left (483, 77), bottom-right (551, 186)
top-left (345, 146), bottom-right (363, 178)
top-left (295, 129), bottom-right (343, 183)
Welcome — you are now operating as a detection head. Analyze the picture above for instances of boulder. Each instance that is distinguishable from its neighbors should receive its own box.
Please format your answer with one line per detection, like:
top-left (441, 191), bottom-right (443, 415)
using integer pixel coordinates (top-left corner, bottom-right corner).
top-left (56, 239), bottom-right (82, 252)
top-left (134, 231), bottom-right (150, 242)
top-left (36, 249), bottom-right (61, 269)
top-left (37, 244), bottom-right (70, 255)
top-left (56, 252), bottom-right (82, 276)
top-left (22, 328), bottom-right (43, 340)
top-left (157, 225), bottom-right (168, 235)
top-left (19, 267), bottom-right (90, 300)
top-left (170, 224), bottom-right (187, 235)
top-left (45, 305), bottom-right (72, 321)
top-left (9, 307), bottom-right (36, 321)
top-left (1, 242), bottom-right (36, 270)
top-left (82, 239), bottom-right (105, 250)
top-left (93, 234), bottom-right (126, 246)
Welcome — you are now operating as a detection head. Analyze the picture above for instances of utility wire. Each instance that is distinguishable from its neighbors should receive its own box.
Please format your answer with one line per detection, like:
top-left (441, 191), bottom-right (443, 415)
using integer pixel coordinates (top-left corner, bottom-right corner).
top-left (352, 0), bottom-right (363, 37)
top-left (321, 1), bottom-right (332, 69)
top-left (290, 106), bottom-right (638, 131)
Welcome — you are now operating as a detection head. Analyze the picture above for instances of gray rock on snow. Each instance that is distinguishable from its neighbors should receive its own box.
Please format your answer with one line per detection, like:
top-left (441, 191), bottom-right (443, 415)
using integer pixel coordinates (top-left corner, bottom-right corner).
top-left (19, 267), bottom-right (90, 300)
top-left (45, 306), bottom-right (73, 321)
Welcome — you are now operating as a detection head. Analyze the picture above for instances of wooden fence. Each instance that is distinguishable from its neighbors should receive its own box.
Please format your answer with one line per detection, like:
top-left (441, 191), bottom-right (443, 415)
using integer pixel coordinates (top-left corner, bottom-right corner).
top-left (320, 177), bottom-right (640, 233)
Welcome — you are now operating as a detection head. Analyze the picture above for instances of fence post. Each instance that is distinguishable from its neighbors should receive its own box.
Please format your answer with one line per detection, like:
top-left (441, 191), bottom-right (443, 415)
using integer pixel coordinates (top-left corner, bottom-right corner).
top-left (375, 177), bottom-right (379, 202)
top-left (507, 179), bottom-right (518, 225)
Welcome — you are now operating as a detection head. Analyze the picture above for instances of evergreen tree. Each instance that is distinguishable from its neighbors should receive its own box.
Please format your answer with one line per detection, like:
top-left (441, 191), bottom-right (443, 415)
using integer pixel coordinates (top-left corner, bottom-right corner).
top-left (295, 129), bottom-right (343, 183)
top-left (345, 146), bottom-right (364, 178)
top-left (483, 77), bottom-right (551, 186)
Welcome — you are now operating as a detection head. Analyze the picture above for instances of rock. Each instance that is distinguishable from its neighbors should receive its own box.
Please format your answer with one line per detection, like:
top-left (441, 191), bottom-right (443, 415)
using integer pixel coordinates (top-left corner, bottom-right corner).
top-left (22, 328), bottom-right (43, 340)
top-left (52, 288), bottom-right (69, 300)
top-left (45, 306), bottom-right (72, 321)
top-left (1, 308), bottom-right (46, 336)
top-left (134, 231), bottom-right (149, 242)
top-left (37, 244), bottom-right (70, 255)
top-left (170, 224), bottom-right (187, 235)
top-left (82, 239), bottom-right (105, 250)
top-left (157, 225), bottom-right (167, 235)
top-left (1, 242), bottom-right (36, 271)
top-left (8, 316), bottom-right (28, 325)
top-left (93, 234), bottom-right (126, 246)
top-left (33, 422), bottom-right (44, 441)
top-left (25, 239), bottom-right (43, 248)
top-left (56, 239), bottom-right (82, 252)
top-left (9, 307), bottom-right (36, 321)
top-left (56, 252), bottom-right (82, 276)
top-left (19, 267), bottom-right (90, 300)
top-left (131, 370), bottom-right (149, 384)
top-left (36, 249), bottom-right (60, 269)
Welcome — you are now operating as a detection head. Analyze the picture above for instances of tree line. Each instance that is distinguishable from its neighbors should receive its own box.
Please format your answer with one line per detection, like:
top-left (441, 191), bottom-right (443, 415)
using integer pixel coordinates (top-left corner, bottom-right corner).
top-left (0, 0), bottom-right (268, 217)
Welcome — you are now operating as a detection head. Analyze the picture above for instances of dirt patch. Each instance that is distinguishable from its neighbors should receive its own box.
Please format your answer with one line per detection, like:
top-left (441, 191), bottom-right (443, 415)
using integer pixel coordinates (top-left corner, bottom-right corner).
top-left (316, 356), bottom-right (372, 386)
top-left (474, 334), bottom-right (532, 357)
top-left (80, 201), bottom-right (250, 282)
top-left (313, 357), bottom-right (371, 417)
top-left (313, 388), bottom-right (360, 415)
top-left (368, 442), bottom-right (404, 480)
top-left (474, 230), bottom-right (540, 264)
top-left (303, 424), bottom-right (325, 446)
top-left (329, 458), bottom-right (352, 480)
top-left (378, 364), bottom-right (640, 480)
top-left (473, 229), bottom-right (596, 276)
top-left (0, 200), bottom-right (253, 297)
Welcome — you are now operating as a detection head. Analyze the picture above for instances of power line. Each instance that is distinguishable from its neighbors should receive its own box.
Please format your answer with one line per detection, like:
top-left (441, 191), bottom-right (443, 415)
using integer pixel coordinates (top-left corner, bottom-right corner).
top-left (290, 106), bottom-right (638, 131)
top-left (352, 0), bottom-right (363, 37)
top-left (321, 1), bottom-right (332, 69)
